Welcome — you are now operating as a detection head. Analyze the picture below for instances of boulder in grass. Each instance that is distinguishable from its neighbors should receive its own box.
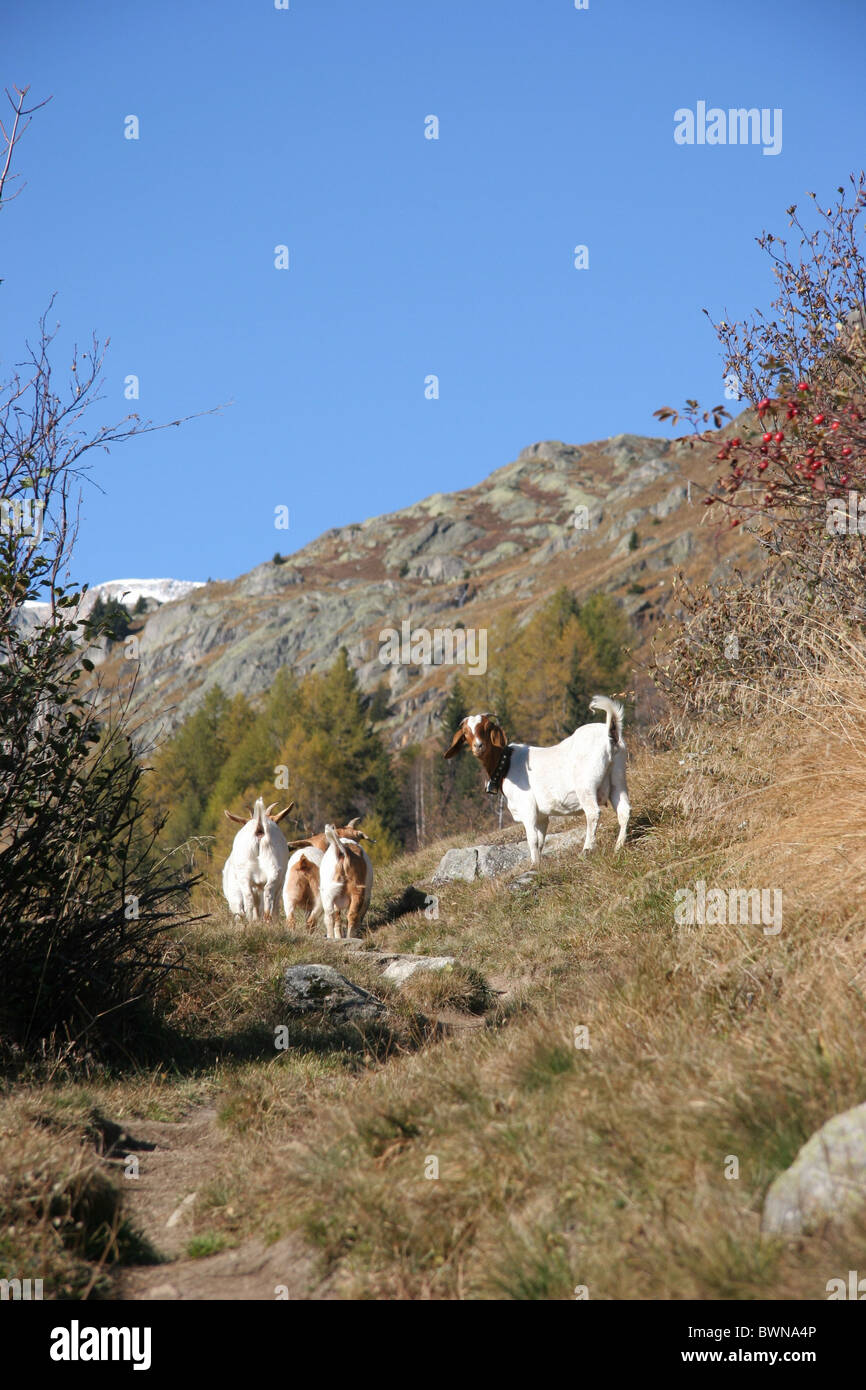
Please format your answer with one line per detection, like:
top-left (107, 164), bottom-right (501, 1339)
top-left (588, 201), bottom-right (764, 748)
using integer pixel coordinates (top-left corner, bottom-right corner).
top-left (432, 847), bottom-right (479, 884)
top-left (762, 1102), bottom-right (866, 1237)
top-left (381, 956), bottom-right (457, 987)
top-left (476, 842), bottom-right (531, 878)
top-left (508, 870), bottom-right (539, 893)
top-left (282, 964), bottom-right (385, 1024)
top-left (433, 829), bottom-right (588, 884)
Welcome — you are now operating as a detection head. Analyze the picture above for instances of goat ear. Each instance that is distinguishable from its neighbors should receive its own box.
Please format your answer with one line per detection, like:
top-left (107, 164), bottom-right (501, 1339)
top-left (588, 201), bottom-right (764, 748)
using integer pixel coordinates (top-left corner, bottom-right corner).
top-left (271, 803), bottom-right (295, 823)
top-left (443, 723), bottom-right (467, 759)
top-left (224, 810), bottom-right (247, 825)
top-left (488, 721), bottom-right (508, 751)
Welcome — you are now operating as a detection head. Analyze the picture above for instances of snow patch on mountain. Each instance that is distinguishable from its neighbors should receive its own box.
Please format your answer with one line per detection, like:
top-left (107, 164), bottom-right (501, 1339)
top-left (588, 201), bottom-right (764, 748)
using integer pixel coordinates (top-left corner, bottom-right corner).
top-left (81, 578), bottom-right (206, 613)
top-left (21, 578), bottom-right (205, 624)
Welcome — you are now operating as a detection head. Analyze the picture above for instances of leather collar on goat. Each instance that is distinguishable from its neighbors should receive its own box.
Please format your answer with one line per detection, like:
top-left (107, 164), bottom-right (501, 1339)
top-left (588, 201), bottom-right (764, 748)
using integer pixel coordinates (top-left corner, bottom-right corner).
top-left (485, 744), bottom-right (512, 795)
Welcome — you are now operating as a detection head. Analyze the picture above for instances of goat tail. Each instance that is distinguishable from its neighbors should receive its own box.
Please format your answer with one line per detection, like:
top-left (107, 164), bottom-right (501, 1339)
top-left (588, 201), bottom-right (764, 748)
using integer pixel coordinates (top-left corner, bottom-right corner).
top-left (324, 824), bottom-right (348, 864)
top-left (589, 694), bottom-right (625, 747)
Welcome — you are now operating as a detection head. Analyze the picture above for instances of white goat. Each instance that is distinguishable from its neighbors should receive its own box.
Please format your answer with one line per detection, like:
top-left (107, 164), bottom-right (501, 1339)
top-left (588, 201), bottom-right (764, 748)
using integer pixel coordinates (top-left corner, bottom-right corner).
top-left (444, 696), bottom-right (630, 867)
top-left (222, 797), bottom-right (293, 922)
top-left (319, 824), bottom-right (373, 939)
top-left (222, 856), bottom-right (245, 917)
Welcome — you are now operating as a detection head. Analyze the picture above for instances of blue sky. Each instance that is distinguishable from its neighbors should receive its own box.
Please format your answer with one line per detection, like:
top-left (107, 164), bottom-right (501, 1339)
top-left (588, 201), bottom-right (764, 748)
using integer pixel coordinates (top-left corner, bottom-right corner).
top-left (2, 0), bottom-right (864, 586)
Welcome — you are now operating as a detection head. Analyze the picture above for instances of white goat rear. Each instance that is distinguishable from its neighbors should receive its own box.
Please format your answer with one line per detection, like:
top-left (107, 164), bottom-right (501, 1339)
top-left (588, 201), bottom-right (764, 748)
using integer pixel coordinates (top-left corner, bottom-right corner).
top-left (222, 797), bottom-right (293, 922)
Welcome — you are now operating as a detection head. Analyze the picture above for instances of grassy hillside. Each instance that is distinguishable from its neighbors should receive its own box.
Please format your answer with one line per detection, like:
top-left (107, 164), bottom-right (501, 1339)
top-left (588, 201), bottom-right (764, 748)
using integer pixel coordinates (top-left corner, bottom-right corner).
top-left (4, 637), bottom-right (866, 1300)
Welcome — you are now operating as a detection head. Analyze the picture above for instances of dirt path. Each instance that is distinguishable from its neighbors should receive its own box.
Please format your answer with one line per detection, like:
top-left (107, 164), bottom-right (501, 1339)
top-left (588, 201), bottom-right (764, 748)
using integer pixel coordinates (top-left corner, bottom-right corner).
top-left (114, 957), bottom-right (521, 1300)
top-left (114, 1106), bottom-right (325, 1301)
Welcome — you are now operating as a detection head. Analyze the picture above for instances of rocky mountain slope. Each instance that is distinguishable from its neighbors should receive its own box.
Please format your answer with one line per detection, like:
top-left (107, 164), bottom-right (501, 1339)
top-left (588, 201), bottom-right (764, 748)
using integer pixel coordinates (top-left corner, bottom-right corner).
top-left (97, 427), bottom-right (761, 746)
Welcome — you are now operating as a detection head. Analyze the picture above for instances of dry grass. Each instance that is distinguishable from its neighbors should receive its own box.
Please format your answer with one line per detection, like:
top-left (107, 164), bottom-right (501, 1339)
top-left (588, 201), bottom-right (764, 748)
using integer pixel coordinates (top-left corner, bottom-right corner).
top-left (0, 1094), bottom-right (160, 1298)
top-left (5, 636), bottom-right (866, 1298)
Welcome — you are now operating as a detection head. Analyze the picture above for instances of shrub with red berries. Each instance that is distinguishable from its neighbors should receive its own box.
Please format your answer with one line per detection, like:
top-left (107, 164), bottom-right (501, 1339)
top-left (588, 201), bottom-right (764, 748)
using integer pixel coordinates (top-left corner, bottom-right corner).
top-left (652, 174), bottom-right (866, 713)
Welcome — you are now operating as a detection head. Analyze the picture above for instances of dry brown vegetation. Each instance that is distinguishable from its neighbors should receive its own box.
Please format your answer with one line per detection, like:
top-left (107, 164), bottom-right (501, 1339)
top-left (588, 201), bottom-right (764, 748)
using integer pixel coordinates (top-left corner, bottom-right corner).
top-left (4, 631), bottom-right (866, 1299)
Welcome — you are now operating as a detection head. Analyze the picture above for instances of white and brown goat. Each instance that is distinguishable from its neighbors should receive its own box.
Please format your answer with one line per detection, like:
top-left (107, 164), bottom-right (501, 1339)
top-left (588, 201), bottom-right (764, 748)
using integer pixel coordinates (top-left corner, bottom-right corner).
top-left (282, 846), bottom-right (325, 929)
top-left (285, 817), bottom-right (373, 855)
top-left (444, 697), bottom-right (630, 867)
top-left (319, 824), bottom-right (373, 939)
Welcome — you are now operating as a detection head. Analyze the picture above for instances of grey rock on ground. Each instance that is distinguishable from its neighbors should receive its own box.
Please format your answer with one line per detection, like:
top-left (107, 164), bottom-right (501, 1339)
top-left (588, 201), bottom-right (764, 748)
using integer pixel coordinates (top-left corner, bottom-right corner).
top-left (762, 1102), bottom-right (866, 1236)
top-left (432, 846), bottom-right (480, 883)
top-left (433, 829), bottom-right (586, 883)
top-left (476, 842), bottom-right (534, 878)
top-left (381, 956), bottom-right (457, 986)
top-left (283, 964), bottom-right (386, 1023)
top-left (508, 871), bottom-right (539, 892)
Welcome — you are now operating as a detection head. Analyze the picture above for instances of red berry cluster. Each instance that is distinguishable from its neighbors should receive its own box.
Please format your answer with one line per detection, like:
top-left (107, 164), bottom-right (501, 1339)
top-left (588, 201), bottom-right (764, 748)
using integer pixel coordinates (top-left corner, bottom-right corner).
top-left (706, 380), bottom-right (863, 523)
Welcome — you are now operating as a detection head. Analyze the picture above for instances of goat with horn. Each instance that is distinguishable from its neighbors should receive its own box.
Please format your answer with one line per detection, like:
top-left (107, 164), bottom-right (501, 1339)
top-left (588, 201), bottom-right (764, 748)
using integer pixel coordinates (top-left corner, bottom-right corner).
top-left (222, 796), bottom-right (294, 922)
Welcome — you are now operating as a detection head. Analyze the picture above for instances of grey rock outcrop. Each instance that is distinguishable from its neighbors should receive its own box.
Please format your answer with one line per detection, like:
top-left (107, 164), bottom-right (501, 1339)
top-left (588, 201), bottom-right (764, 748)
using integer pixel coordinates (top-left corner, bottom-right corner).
top-left (646, 531), bottom-right (694, 570)
top-left (381, 956), bottom-right (457, 985)
top-left (433, 829), bottom-right (586, 883)
top-left (432, 847), bottom-right (480, 883)
top-left (762, 1102), bottom-right (866, 1236)
top-left (651, 484), bottom-right (690, 519)
top-left (406, 554), bottom-right (466, 583)
top-left (282, 964), bottom-right (386, 1023)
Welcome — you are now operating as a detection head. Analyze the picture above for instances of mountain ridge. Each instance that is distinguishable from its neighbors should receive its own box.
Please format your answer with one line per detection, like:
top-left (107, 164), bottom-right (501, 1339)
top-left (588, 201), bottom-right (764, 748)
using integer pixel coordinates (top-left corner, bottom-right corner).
top-left (93, 426), bottom-right (761, 746)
